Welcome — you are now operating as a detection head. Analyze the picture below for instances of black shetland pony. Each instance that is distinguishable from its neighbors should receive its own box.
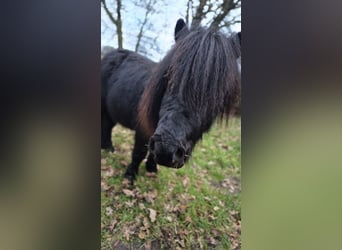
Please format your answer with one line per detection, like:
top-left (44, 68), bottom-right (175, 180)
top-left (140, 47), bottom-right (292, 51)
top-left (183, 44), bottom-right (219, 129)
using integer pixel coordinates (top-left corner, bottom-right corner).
top-left (101, 19), bottom-right (241, 183)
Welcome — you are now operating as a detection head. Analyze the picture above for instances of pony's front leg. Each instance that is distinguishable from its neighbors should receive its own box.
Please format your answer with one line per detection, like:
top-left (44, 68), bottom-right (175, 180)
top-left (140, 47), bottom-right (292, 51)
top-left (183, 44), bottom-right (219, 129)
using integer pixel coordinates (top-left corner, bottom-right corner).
top-left (124, 133), bottom-right (148, 184)
top-left (145, 153), bottom-right (157, 173)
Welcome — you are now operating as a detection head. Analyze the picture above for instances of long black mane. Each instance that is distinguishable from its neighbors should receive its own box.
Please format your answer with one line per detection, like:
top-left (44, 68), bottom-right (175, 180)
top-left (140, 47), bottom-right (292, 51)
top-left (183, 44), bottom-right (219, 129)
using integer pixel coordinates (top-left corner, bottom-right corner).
top-left (139, 26), bottom-right (241, 137)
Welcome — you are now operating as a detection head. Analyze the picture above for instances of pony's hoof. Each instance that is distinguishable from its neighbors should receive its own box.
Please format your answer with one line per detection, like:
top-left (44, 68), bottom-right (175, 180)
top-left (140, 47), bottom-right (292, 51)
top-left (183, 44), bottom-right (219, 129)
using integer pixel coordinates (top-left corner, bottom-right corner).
top-left (124, 172), bottom-right (136, 185)
top-left (146, 165), bottom-right (158, 173)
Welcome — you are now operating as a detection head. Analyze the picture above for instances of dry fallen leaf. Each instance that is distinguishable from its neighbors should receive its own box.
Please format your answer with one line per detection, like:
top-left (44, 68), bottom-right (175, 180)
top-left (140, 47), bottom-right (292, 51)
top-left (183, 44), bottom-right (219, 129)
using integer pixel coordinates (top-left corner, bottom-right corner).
top-left (139, 203), bottom-right (145, 210)
top-left (182, 176), bottom-right (190, 187)
top-left (211, 228), bottom-right (222, 237)
top-left (209, 237), bottom-right (217, 246)
top-left (173, 204), bottom-right (188, 213)
top-left (204, 196), bottom-right (211, 202)
top-left (138, 231), bottom-right (146, 239)
top-left (208, 161), bottom-right (215, 166)
top-left (179, 204), bottom-right (188, 212)
top-left (148, 208), bottom-right (157, 223)
top-left (163, 204), bottom-right (172, 212)
top-left (123, 228), bottom-right (130, 241)
top-left (101, 180), bottom-right (111, 191)
top-left (178, 193), bottom-right (195, 203)
top-left (105, 207), bottom-right (113, 216)
top-left (229, 210), bottom-right (241, 220)
top-left (122, 188), bottom-right (135, 197)
top-left (143, 189), bottom-right (158, 203)
top-left (185, 216), bottom-right (192, 223)
top-left (145, 172), bottom-right (157, 178)
top-left (125, 200), bottom-right (135, 207)
top-left (103, 167), bottom-right (115, 177)
top-left (176, 239), bottom-right (185, 248)
top-left (101, 165), bottom-right (109, 171)
top-left (199, 239), bottom-right (204, 249)
top-left (121, 178), bottom-right (130, 187)
top-left (109, 219), bottom-right (117, 231)
top-left (208, 214), bottom-right (216, 221)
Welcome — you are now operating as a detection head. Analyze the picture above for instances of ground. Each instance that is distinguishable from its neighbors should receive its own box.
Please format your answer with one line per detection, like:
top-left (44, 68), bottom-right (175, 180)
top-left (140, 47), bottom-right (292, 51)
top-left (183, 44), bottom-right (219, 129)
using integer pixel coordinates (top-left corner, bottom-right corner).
top-left (101, 117), bottom-right (241, 250)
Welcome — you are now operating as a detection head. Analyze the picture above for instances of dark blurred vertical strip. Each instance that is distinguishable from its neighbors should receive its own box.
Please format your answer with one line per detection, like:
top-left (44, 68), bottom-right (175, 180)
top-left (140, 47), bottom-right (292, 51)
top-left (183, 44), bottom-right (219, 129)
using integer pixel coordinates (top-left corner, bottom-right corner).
top-left (243, 0), bottom-right (342, 249)
top-left (242, 0), bottom-right (342, 250)
top-left (0, 1), bottom-right (100, 250)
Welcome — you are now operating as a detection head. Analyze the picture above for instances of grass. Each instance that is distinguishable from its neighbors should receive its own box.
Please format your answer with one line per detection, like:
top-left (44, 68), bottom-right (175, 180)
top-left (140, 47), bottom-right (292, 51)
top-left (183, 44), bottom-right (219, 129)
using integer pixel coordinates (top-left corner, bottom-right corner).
top-left (101, 117), bottom-right (241, 249)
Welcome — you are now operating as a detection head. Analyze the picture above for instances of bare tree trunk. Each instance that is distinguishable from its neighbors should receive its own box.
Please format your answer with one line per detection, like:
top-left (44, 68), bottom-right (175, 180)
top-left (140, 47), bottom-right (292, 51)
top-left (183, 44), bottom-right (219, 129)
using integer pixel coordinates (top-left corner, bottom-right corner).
top-left (192, 0), bottom-right (206, 28)
top-left (185, 0), bottom-right (193, 25)
top-left (101, 0), bottom-right (123, 48)
top-left (116, 0), bottom-right (123, 48)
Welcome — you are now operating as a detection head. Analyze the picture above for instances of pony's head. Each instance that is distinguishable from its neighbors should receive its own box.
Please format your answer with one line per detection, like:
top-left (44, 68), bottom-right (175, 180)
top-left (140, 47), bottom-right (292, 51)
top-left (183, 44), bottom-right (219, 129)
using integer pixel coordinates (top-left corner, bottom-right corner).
top-left (139, 19), bottom-right (241, 168)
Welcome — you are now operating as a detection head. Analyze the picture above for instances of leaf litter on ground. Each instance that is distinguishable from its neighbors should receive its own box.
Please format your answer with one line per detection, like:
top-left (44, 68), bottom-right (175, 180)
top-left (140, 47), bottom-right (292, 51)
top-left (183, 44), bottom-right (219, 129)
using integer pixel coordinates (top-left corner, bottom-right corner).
top-left (101, 120), bottom-right (241, 249)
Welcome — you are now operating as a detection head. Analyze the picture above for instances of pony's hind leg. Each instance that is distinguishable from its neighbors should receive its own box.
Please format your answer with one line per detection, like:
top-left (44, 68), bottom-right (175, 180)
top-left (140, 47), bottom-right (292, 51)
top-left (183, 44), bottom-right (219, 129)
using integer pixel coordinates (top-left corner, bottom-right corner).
top-left (124, 133), bottom-right (148, 183)
top-left (145, 153), bottom-right (157, 173)
top-left (101, 108), bottom-right (115, 152)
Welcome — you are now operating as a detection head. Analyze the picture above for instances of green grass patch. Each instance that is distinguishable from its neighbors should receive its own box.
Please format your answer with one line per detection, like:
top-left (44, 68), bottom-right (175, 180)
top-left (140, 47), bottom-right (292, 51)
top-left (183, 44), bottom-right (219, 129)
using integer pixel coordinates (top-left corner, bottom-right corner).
top-left (101, 117), bottom-right (241, 249)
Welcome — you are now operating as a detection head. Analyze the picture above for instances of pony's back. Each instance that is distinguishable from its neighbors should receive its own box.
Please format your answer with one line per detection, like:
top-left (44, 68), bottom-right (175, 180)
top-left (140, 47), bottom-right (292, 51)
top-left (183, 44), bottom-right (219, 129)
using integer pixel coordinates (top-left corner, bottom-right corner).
top-left (101, 49), bottom-right (156, 129)
top-left (101, 49), bottom-right (130, 99)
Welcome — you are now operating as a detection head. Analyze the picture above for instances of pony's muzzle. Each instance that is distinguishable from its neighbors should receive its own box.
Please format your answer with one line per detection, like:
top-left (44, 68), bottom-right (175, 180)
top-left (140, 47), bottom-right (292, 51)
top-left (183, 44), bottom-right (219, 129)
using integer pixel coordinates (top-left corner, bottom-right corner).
top-left (149, 136), bottom-right (185, 169)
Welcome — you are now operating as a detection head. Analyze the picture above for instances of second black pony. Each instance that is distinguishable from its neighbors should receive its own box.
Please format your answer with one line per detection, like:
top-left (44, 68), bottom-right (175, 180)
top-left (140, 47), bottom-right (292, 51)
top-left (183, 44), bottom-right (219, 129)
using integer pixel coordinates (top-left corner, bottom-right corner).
top-left (101, 19), bottom-right (241, 182)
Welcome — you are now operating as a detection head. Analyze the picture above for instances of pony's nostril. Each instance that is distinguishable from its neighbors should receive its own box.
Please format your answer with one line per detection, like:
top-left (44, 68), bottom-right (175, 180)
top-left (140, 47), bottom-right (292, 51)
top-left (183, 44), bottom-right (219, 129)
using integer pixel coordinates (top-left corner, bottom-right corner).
top-left (176, 148), bottom-right (184, 158)
top-left (173, 147), bottom-right (185, 164)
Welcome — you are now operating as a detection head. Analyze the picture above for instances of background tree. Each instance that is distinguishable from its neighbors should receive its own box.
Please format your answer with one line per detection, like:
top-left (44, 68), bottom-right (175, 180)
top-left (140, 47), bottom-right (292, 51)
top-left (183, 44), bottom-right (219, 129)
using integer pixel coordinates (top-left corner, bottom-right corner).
top-left (101, 0), bottom-right (123, 49)
top-left (101, 1), bottom-right (241, 114)
top-left (101, 0), bottom-right (166, 58)
top-left (189, 0), bottom-right (241, 32)
top-left (134, 0), bottom-right (158, 54)
top-left (101, 0), bottom-right (241, 59)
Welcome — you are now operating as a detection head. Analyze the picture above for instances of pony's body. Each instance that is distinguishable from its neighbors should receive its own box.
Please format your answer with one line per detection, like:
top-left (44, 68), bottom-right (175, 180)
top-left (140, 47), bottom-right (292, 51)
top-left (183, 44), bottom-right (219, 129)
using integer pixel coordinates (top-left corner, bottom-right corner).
top-left (102, 50), bottom-right (158, 177)
top-left (102, 50), bottom-right (155, 131)
top-left (102, 19), bottom-right (241, 182)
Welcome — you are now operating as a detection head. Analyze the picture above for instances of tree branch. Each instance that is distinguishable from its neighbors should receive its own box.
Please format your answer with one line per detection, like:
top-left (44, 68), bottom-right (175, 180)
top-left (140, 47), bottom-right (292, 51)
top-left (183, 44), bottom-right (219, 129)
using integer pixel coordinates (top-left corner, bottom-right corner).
top-left (101, 0), bottom-right (118, 26)
top-left (185, 0), bottom-right (193, 25)
top-left (210, 0), bottom-right (237, 29)
top-left (134, 0), bottom-right (154, 52)
top-left (192, 0), bottom-right (207, 27)
top-left (101, 0), bottom-right (123, 48)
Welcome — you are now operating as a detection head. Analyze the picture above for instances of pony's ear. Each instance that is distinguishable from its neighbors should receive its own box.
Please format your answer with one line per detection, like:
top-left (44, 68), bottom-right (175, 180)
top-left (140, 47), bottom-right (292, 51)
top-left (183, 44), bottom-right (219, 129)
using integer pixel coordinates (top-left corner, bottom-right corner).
top-left (174, 19), bottom-right (188, 41)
